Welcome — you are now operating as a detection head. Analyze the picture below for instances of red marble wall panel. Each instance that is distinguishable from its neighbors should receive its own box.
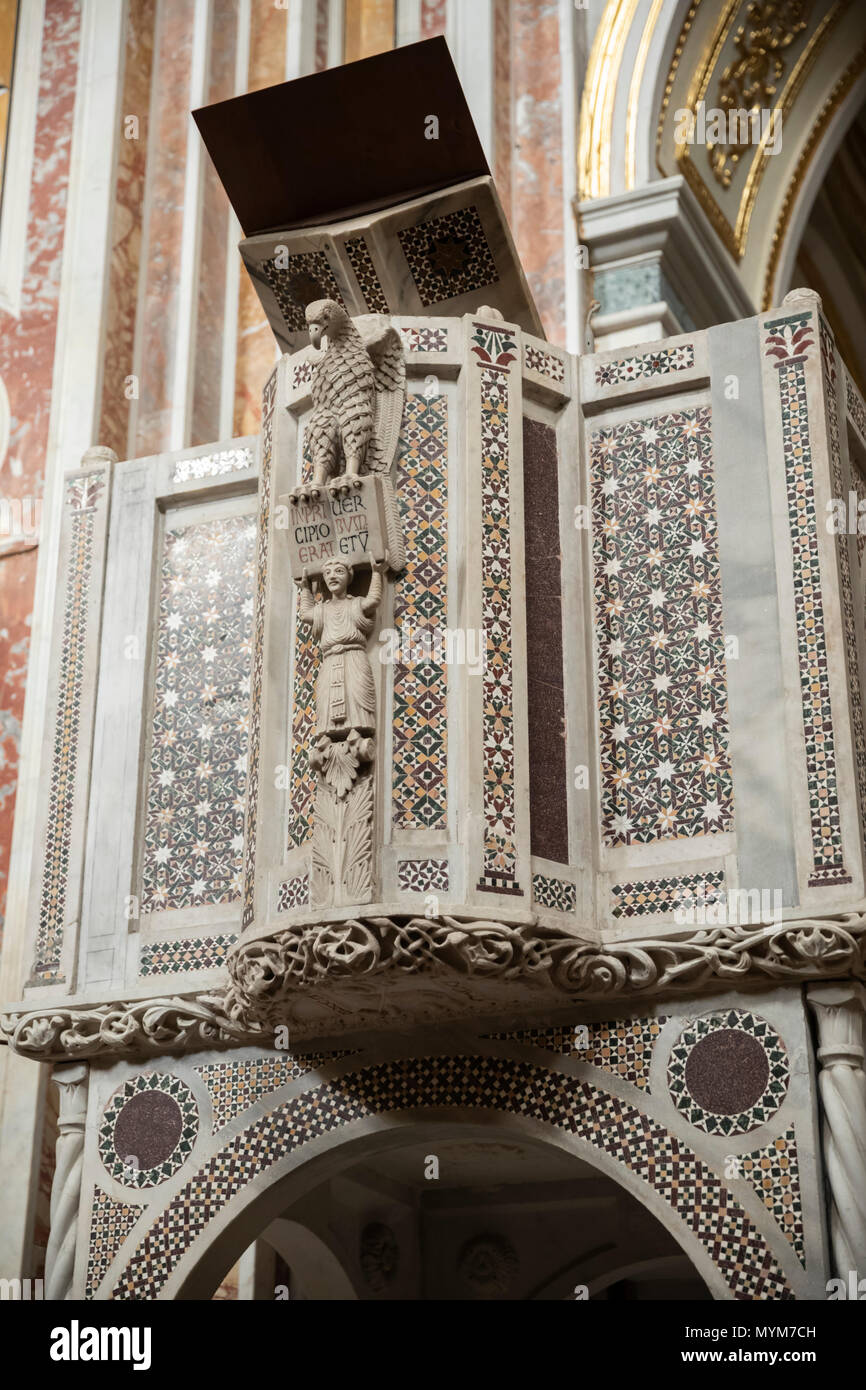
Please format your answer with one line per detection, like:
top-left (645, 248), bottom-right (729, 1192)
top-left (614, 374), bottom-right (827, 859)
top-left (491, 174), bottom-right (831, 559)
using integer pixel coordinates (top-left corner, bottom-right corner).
top-left (420, 0), bottom-right (446, 37)
top-left (0, 0), bottom-right (81, 953)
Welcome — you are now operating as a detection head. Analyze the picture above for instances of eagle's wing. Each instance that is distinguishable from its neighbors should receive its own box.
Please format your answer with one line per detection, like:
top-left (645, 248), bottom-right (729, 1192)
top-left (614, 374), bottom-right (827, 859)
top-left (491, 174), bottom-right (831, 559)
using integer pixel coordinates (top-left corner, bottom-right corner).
top-left (356, 316), bottom-right (406, 473)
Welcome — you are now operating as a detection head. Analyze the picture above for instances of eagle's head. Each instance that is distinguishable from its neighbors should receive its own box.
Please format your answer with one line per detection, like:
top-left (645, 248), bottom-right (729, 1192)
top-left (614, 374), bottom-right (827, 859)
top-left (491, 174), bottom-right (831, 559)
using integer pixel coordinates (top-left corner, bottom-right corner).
top-left (305, 299), bottom-right (349, 349)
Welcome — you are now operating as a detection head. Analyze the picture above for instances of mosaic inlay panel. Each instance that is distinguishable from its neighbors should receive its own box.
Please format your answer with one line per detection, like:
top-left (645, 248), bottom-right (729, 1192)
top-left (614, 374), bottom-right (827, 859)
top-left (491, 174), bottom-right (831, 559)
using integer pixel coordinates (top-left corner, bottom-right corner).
top-left (612, 869), bottom-right (726, 918)
top-left (86, 1189), bottom-right (144, 1299)
top-left (524, 343), bottom-right (565, 383)
top-left (486, 1018), bottom-right (666, 1092)
top-left (847, 374), bottom-right (866, 442)
top-left (594, 343), bottom-right (695, 388)
top-left (196, 1051), bottom-right (353, 1131)
top-left (765, 314), bottom-right (849, 886)
top-left (401, 325), bottom-right (448, 354)
top-left (392, 394), bottom-right (448, 829)
top-left (277, 874), bottom-right (310, 912)
top-left (532, 873), bottom-right (576, 912)
top-left (397, 858), bottom-right (449, 892)
top-left (741, 1127), bottom-right (805, 1266)
top-left (99, 1073), bottom-right (198, 1189)
top-left (243, 370), bottom-right (276, 926)
top-left (590, 405), bottom-right (734, 847)
top-left (32, 472), bottom-right (106, 982)
top-left (398, 207), bottom-right (497, 307)
top-left (138, 933), bottom-right (237, 976)
top-left (113, 1055), bottom-right (791, 1300)
top-left (141, 513), bottom-right (255, 913)
top-left (820, 319), bottom-right (866, 861)
top-left (345, 235), bottom-right (388, 312)
top-left (172, 448), bottom-right (253, 484)
top-left (668, 1010), bottom-right (789, 1136)
top-left (288, 433), bottom-right (320, 848)
top-left (261, 250), bottom-right (344, 333)
top-left (292, 359), bottom-right (314, 390)
top-left (473, 327), bottom-right (520, 891)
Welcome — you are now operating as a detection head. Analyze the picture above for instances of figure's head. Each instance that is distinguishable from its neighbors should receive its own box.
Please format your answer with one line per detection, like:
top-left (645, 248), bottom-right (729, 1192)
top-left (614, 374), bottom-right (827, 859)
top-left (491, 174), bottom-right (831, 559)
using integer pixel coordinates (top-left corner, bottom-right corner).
top-left (305, 299), bottom-right (349, 349)
top-left (322, 558), bottom-right (352, 594)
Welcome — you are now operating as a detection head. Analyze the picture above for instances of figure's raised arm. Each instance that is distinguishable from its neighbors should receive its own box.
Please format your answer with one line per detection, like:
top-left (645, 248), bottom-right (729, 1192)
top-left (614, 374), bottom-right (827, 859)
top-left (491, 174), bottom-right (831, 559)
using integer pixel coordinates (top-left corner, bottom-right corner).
top-left (361, 551), bottom-right (389, 614)
top-left (295, 569), bottom-right (317, 624)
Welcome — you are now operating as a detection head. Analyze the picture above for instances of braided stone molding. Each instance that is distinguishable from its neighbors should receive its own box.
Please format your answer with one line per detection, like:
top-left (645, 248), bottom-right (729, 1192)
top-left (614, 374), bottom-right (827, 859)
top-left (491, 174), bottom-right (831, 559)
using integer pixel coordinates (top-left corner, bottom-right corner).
top-left (807, 982), bottom-right (866, 1278)
top-left (45, 1063), bottom-right (88, 1300)
top-left (3, 908), bottom-right (866, 1061)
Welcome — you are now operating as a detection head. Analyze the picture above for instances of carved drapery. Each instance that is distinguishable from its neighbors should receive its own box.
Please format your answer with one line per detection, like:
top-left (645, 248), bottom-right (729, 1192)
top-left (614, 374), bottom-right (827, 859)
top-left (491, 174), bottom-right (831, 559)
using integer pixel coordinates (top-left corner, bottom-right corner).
top-left (807, 982), bottom-right (866, 1279)
top-left (44, 1062), bottom-right (88, 1300)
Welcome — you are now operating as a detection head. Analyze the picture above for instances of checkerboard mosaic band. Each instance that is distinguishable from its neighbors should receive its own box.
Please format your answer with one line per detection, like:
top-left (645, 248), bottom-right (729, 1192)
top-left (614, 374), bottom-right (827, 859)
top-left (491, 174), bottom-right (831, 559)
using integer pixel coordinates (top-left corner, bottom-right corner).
top-left (243, 369), bottom-right (277, 927)
top-left (397, 858), bottom-right (450, 892)
top-left (401, 326), bottom-right (449, 354)
top-left (486, 1018), bottom-right (666, 1092)
top-left (288, 434), bottom-right (320, 848)
top-left (590, 405), bottom-right (734, 847)
top-left (612, 869), bottom-right (726, 918)
top-left (345, 236), bottom-right (388, 312)
top-left (765, 314), bottom-right (850, 886)
top-left (532, 873), bottom-right (576, 912)
top-left (277, 874), bottom-right (310, 912)
top-left (99, 1073), bottom-right (198, 1189)
top-left (847, 374), bottom-right (866, 443)
top-left (525, 343), bottom-right (565, 383)
top-left (820, 318), bottom-right (866, 859)
top-left (113, 1055), bottom-right (791, 1300)
top-left (196, 1051), bottom-right (353, 1131)
top-left (854, 468), bottom-right (866, 566)
top-left (398, 207), bottom-right (497, 307)
top-left (668, 1010), bottom-right (789, 1136)
top-left (172, 448), bottom-right (253, 484)
top-left (138, 933), bottom-right (237, 977)
top-left (261, 250), bottom-right (344, 333)
top-left (32, 472), bottom-right (106, 983)
top-left (472, 328), bottom-right (520, 891)
top-left (86, 1189), bottom-right (144, 1299)
top-left (140, 514), bottom-right (255, 912)
top-left (392, 394), bottom-right (449, 829)
top-left (741, 1127), bottom-right (805, 1265)
top-left (594, 344), bottom-right (694, 388)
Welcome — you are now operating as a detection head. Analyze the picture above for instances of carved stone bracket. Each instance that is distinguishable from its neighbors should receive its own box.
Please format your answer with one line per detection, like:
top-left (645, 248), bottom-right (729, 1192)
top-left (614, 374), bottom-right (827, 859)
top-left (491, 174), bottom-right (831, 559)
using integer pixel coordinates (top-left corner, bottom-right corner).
top-left (3, 908), bottom-right (866, 1062)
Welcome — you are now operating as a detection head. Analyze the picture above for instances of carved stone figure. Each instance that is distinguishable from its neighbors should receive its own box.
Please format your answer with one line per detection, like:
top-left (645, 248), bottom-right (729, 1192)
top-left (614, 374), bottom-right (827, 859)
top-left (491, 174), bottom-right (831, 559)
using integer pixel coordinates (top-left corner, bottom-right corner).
top-left (299, 299), bottom-right (405, 498)
top-left (296, 554), bottom-right (386, 742)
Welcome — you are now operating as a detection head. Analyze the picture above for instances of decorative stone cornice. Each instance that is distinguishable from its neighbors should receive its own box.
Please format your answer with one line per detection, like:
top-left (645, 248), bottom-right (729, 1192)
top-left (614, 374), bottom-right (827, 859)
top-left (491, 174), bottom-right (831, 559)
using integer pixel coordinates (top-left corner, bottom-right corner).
top-left (3, 908), bottom-right (866, 1062)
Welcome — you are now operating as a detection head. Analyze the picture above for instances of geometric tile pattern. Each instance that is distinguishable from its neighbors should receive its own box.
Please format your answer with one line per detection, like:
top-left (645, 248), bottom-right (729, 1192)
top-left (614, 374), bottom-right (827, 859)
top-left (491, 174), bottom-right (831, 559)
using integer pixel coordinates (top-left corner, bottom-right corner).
top-left (140, 513), bottom-right (255, 913)
top-left (594, 343), bottom-right (694, 388)
top-left (112, 1054), bottom-right (792, 1300)
top-left (611, 869), bottom-right (726, 918)
top-left (172, 447), bottom-right (253, 484)
top-left (261, 250), bottom-right (344, 333)
top-left (740, 1127), bottom-right (805, 1266)
top-left (98, 1073), bottom-right (198, 1189)
top-left (85, 1189), bottom-right (144, 1299)
top-left (288, 435), bottom-right (320, 848)
top-left (474, 329), bottom-right (520, 891)
top-left (292, 360), bottom-right (314, 390)
top-left (196, 1051), bottom-right (353, 1132)
top-left (668, 1010), bottom-right (789, 1136)
top-left (400, 326), bottom-right (449, 354)
top-left (397, 858), bottom-right (450, 892)
top-left (392, 394), bottom-right (449, 828)
top-left (276, 874), bottom-right (310, 912)
top-left (847, 374), bottom-right (866, 442)
top-left (820, 318), bottom-right (866, 862)
top-left (765, 314), bottom-right (850, 886)
top-left (524, 343), bottom-right (566, 383)
top-left (243, 368), bottom-right (277, 927)
top-left (138, 933), bottom-right (237, 976)
top-left (32, 472), bottom-right (106, 983)
top-left (485, 1017), bottom-right (666, 1091)
top-left (590, 406), bottom-right (734, 847)
top-left (398, 206), bottom-right (497, 307)
top-left (345, 236), bottom-right (388, 313)
top-left (532, 873), bottom-right (576, 912)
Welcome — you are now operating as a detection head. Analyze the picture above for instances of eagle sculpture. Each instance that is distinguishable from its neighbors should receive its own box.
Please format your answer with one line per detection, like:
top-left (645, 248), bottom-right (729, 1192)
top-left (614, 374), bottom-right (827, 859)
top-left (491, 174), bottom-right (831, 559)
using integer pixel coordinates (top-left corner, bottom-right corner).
top-left (297, 299), bottom-right (406, 499)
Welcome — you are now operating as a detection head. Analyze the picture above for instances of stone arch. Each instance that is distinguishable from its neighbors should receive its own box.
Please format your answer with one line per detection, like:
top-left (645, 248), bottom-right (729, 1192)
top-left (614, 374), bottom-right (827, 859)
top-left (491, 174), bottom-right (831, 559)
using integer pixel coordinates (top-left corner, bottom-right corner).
top-left (100, 1052), bottom-right (799, 1301)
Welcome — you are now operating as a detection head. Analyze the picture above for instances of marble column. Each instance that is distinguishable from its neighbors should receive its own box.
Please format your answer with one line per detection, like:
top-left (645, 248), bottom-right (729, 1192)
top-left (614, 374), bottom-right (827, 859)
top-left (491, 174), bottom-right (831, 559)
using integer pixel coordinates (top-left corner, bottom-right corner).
top-left (807, 982), bottom-right (866, 1279)
top-left (44, 1062), bottom-right (88, 1301)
